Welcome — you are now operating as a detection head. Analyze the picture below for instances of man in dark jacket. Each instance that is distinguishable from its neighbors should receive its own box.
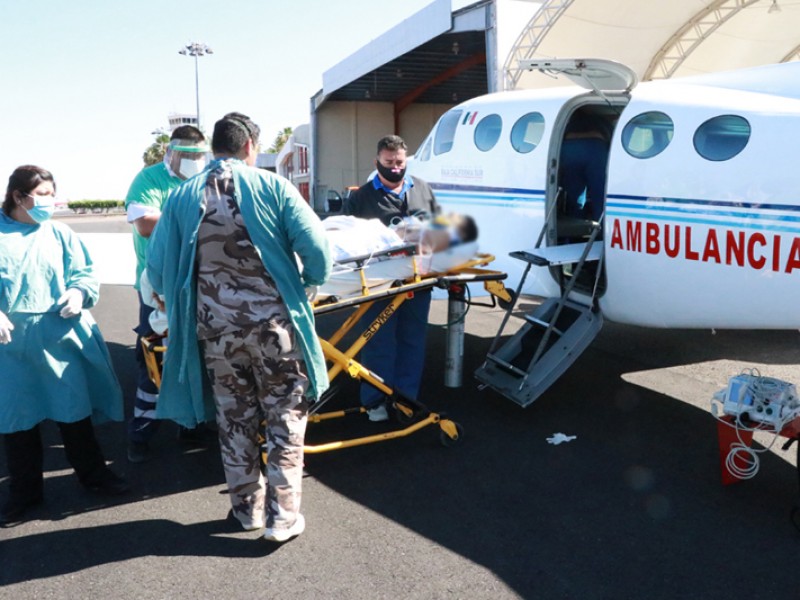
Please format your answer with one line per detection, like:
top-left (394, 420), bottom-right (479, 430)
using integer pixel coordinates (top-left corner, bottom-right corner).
top-left (343, 135), bottom-right (439, 421)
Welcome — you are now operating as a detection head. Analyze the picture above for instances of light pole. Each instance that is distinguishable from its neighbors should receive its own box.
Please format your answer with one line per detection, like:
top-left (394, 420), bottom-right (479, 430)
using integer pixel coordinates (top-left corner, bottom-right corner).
top-left (178, 42), bottom-right (213, 129)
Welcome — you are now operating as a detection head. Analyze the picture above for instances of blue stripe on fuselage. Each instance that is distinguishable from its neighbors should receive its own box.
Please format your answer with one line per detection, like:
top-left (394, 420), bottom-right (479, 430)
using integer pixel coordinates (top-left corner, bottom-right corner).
top-left (425, 184), bottom-right (800, 231)
top-left (430, 183), bottom-right (545, 208)
top-left (607, 195), bottom-right (800, 234)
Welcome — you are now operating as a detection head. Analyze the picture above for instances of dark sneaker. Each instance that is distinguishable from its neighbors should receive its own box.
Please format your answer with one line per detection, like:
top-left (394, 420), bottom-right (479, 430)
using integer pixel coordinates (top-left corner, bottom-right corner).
top-left (83, 469), bottom-right (131, 496)
top-left (0, 494), bottom-right (44, 527)
top-left (127, 441), bottom-right (153, 463)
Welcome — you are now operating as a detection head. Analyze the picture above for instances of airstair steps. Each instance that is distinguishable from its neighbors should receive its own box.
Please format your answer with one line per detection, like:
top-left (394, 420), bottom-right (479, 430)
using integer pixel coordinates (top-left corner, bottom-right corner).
top-left (523, 314), bottom-right (563, 335)
top-left (476, 297), bottom-right (602, 407)
top-left (475, 223), bottom-right (605, 408)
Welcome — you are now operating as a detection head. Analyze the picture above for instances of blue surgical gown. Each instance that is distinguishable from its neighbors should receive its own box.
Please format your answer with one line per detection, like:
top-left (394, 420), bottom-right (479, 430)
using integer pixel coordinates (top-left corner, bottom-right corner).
top-left (0, 213), bottom-right (123, 434)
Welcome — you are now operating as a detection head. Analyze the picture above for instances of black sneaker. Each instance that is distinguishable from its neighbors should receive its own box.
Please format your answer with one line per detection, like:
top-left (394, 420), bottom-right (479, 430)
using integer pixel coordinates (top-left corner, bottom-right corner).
top-left (83, 469), bottom-right (131, 496)
top-left (127, 441), bottom-right (153, 463)
top-left (0, 494), bottom-right (44, 527)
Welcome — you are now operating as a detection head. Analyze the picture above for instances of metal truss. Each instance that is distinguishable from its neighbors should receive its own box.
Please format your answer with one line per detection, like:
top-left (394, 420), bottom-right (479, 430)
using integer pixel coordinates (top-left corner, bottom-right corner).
top-left (780, 44), bottom-right (800, 63)
top-left (644, 0), bottom-right (761, 81)
top-left (504, 0), bottom-right (796, 88)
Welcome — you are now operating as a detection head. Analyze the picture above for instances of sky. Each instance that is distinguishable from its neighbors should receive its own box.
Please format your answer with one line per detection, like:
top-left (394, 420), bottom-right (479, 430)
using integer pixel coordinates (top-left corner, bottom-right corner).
top-left (0, 0), bottom-right (472, 200)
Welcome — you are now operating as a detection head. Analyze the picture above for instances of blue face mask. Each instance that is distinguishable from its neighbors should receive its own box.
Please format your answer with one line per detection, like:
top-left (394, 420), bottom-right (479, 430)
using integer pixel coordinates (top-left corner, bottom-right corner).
top-left (26, 194), bottom-right (56, 223)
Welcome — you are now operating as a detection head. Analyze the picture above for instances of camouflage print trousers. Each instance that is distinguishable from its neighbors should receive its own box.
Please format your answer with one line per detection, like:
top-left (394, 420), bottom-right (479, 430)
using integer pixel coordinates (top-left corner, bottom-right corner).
top-left (200, 320), bottom-right (309, 532)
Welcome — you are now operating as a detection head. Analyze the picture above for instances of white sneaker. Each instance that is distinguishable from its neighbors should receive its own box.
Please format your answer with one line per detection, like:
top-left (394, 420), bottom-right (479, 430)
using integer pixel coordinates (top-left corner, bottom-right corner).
top-left (366, 404), bottom-right (389, 422)
top-left (231, 510), bottom-right (265, 532)
top-left (264, 514), bottom-right (305, 543)
top-left (239, 519), bottom-right (264, 532)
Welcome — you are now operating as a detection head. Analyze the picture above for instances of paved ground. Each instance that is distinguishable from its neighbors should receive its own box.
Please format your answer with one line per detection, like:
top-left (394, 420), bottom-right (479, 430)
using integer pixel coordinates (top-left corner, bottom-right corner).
top-left (1, 215), bottom-right (800, 599)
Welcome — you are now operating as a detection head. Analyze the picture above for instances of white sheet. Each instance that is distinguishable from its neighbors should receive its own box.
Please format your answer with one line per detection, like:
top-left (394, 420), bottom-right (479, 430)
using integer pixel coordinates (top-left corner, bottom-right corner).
top-left (317, 241), bottom-right (480, 301)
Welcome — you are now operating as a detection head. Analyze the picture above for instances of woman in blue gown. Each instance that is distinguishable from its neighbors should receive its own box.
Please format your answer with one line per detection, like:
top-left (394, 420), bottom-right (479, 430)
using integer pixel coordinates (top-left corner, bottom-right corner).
top-left (0, 165), bottom-right (129, 526)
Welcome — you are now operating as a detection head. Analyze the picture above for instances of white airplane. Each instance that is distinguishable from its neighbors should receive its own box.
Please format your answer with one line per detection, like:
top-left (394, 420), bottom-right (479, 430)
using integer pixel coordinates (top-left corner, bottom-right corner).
top-left (407, 58), bottom-right (800, 406)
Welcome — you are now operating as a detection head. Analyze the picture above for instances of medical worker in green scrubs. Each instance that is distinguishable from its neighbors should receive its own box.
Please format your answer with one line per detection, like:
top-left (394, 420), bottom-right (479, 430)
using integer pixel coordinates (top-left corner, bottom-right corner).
top-left (125, 126), bottom-right (209, 463)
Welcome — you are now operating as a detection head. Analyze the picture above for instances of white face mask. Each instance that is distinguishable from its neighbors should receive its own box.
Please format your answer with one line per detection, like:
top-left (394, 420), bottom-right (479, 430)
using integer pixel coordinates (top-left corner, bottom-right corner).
top-left (178, 157), bottom-right (206, 179)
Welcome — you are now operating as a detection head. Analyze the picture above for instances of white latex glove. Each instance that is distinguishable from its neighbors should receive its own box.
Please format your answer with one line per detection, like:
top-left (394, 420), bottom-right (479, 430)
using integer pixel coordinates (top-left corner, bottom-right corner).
top-left (58, 288), bottom-right (84, 318)
top-left (0, 310), bottom-right (13, 344)
top-left (546, 433), bottom-right (577, 445)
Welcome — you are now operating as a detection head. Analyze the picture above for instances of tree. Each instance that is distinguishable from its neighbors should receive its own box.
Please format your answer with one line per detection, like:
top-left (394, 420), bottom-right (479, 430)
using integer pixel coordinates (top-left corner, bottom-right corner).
top-left (142, 133), bottom-right (171, 166)
top-left (267, 126), bottom-right (293, 154)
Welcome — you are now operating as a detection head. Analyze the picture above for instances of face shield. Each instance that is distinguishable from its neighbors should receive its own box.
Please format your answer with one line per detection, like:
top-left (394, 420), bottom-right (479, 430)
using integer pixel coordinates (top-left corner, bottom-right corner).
top-left (166, 139), bottom-right (210, 180)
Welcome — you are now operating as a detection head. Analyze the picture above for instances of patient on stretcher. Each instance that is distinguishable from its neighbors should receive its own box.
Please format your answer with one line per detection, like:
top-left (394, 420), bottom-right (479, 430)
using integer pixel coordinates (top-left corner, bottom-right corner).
top-left (391, 212), bottom-right (478, 254)
top-left (324, 213), bottom-right (477, 262)
top-left (318, 213), bottom-right (479, 300)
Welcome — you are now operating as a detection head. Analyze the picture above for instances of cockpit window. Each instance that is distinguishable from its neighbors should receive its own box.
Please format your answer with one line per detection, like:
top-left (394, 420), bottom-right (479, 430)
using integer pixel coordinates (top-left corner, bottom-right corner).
top-left (622, 111), bottom-right (674, 159)
top-left (416, 137), bottom-right (432, 162)
top-left (434, 110), bottom-right (463, 155)
top-left (474, 114), bottom-right (502, 152)
top-left (693, 115), bottom-right (750, 161)
top-left (510, 112), bottom-right (545, 154)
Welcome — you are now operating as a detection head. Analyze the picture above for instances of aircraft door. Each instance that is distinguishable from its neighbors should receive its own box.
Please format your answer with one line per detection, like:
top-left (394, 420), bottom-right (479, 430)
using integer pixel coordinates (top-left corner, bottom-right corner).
top-left (553, 106), bottom-right (612, 243)
top-left (547, 101), bottom-right (627, 298)
top-left (474, 98), bottom-right (629, 409)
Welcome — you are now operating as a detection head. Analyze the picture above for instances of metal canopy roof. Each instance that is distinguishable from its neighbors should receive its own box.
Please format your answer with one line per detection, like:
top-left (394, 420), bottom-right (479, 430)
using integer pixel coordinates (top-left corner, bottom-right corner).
top-left (318, 0), bottom-right (800, 109)
top-left (505, 0), bottom-right (800, 90)
top-left (319, 0), bottom-right (490, 109)
top-left (324, 31), bottom-right (488, 105)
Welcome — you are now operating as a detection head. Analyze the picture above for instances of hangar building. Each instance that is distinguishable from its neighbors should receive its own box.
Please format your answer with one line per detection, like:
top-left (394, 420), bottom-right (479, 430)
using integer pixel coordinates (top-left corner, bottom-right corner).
top-left (309, 0), bottom-right (800, 210)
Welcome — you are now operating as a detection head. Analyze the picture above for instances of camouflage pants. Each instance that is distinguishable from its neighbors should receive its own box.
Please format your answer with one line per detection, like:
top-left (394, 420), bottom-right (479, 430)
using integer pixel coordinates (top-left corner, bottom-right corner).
top-left (200, 320), bottom-right (309, 531)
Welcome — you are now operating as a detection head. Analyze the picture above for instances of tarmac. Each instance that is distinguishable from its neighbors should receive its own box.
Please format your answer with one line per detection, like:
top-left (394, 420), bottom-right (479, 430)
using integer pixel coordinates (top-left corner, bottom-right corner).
top-left (2, 214), bottom-right (800, 599)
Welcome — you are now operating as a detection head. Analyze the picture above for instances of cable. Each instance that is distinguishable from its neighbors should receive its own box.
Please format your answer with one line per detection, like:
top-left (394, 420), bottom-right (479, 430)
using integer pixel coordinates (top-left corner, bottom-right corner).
top-left (715, 411), bottom-right (779, 481)
top-left (725, 443), bottom-right (760, 480)
top-left (711, 368), bottom-right (800, 480)
top-left (426, 282), bottom-right (473, 329)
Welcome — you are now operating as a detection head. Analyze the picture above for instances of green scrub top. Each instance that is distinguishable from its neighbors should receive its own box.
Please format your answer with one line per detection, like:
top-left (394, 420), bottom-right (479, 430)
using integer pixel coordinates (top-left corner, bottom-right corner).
top-left (125, 162), bottom-right (182, 290)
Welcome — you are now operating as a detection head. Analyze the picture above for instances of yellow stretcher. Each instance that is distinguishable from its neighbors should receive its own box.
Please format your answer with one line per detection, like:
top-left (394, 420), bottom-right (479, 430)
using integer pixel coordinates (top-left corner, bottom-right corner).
top-left (307, 247), bottom-right (509, 452)
top-left (141, 246), bottom-right (510, 454)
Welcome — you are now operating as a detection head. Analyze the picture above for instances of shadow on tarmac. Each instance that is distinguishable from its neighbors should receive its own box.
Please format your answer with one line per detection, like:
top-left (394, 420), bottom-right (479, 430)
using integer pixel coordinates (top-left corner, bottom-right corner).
top-left (1, 518), bottom-right (283, 585)
top-left (2, 285), bottom-right (800, 597)
top-left (300, 323), bottom-right (800, 598)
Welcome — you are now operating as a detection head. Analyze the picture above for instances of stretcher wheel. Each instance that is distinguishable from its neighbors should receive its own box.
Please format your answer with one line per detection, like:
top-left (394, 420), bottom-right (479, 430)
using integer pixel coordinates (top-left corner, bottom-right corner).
top-left (498, 289), bottom-right (517, 311)
top-left (439, 421), bottom-right (464, 447)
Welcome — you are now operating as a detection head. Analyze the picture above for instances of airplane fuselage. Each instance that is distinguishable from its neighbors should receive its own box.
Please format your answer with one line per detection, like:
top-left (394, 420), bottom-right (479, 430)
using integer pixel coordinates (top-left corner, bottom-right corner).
top-left (409, 63), bottom-right (800, 329)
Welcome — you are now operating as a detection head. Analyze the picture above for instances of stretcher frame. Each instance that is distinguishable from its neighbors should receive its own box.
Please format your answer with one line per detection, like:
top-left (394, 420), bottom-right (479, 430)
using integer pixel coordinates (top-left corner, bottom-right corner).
top-left (140, 247), bottom-right (509, 454)
top-left (141, 336), bottom-right (164, 390)
top-left (306, 247), bottom-right (508, 452)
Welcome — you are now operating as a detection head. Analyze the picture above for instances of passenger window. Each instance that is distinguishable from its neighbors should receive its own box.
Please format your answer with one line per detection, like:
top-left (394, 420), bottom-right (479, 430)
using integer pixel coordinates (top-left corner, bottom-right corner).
top-left (434, 110), bottom-right (463, 155)
top-left (474, 114), bottom-right (502, 152)
top-left (416, 137), bottom-right (432, 162)
top-left (510, 112), bottom-right (545, 153)
top-left (694, 115), bottom-right (750, 161)
top-left (622, 111), bottom-right (674, 159)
